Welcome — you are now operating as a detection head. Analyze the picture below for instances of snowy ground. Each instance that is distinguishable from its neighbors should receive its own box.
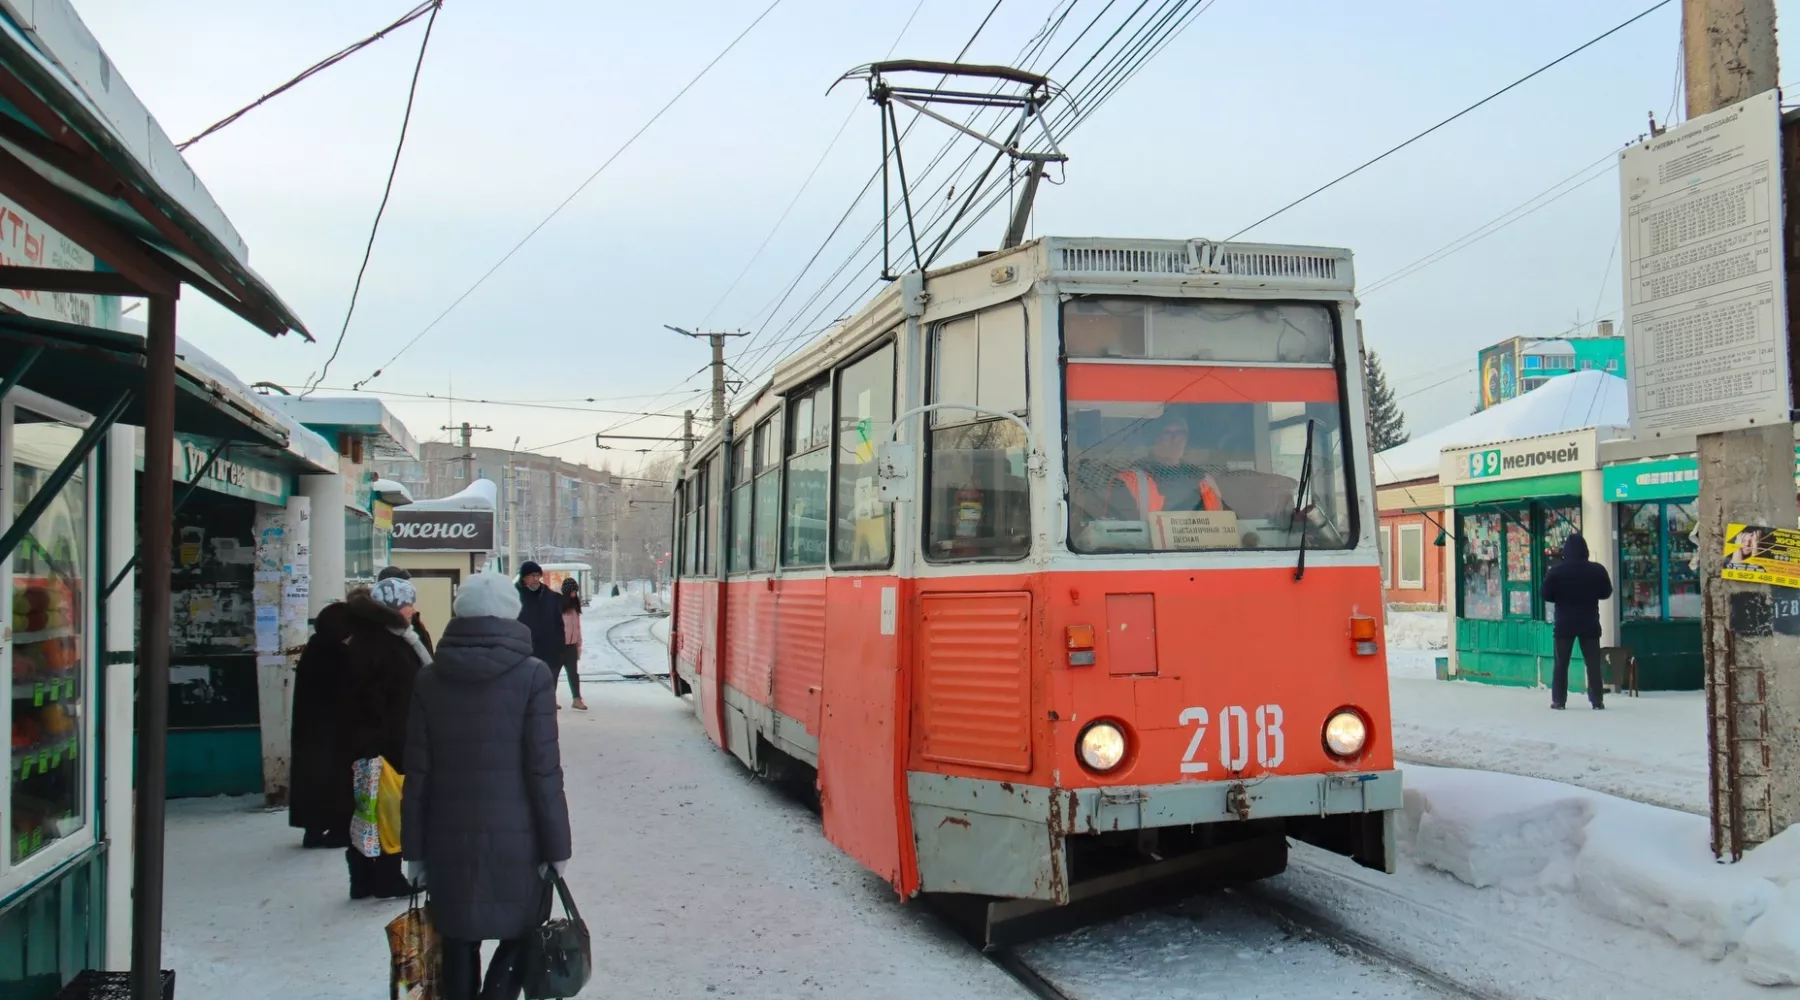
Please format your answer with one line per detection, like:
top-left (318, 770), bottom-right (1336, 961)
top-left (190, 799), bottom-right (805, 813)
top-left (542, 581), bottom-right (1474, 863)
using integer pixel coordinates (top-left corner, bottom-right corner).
top-left (1383, 609), bottom-right (1707, 814)
top-left (162, 602), bottom-right (1023, 1000)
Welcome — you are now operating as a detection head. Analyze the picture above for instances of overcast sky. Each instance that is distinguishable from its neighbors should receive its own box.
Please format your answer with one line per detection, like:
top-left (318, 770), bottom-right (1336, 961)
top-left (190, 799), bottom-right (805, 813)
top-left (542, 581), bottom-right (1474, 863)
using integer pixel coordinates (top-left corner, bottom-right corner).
top-left (67, 0), bottom-right (1792, 475)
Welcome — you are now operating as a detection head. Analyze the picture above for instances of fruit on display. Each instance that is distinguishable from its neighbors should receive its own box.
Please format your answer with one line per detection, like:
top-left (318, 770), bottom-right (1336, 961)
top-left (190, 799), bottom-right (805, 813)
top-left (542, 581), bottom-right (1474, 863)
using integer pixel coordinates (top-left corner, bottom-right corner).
top-left (39, 702), bottom-right (73, 737)
top-left (11, 714), bottom-right (40, 751)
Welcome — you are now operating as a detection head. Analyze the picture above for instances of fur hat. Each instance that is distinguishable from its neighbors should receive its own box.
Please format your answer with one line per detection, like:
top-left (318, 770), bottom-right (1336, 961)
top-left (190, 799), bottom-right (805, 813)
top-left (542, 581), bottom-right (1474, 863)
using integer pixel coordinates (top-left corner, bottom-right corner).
top-left (377, 565), bottom-right (412, 581)
top-left (518, 560), bottom-right (543, 577)
top-left (454, 569), bottom-right (522, 619)
top-left (370, 577), bottom-right (417, 610)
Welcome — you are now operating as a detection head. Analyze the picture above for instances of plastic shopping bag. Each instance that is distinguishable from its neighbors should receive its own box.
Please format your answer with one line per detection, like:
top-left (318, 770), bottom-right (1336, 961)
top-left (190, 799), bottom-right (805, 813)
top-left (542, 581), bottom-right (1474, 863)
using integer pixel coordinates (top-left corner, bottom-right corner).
top-left (350, 757), bottom-right (382, 859)
top-left (377, 757), bottom-right (405, 855)
top-left (386, 895), bottom-right (442, 1000)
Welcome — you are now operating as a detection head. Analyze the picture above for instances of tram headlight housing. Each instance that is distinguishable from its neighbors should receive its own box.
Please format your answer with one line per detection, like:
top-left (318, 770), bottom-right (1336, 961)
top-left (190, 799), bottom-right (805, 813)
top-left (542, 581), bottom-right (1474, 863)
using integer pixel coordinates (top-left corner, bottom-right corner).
top-left (1077, 721), bottom-right (1128, 772)
top-left (1323, 710), bottom-right (1368, 758)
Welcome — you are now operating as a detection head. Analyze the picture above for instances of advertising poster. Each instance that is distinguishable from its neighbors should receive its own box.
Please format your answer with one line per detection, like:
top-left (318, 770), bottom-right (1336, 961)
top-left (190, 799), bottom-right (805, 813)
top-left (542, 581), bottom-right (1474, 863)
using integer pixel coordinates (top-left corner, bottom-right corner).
top-left (1722, 522), bottom-right (1800, 590)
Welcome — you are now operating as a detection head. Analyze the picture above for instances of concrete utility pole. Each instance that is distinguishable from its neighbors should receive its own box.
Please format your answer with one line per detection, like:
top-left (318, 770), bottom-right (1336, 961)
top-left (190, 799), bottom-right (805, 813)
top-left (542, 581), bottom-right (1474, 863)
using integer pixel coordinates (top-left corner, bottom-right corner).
top-left (441, 421), bottom-right (492, 482)
top-left (505, 436), bottom-right (519, 576)
top-left (1684, 0), bottom-right (1796, 860)
top-left (666, 325), bottom-right (748, 424)
top-left (683, 410), bottom-right (696, 463)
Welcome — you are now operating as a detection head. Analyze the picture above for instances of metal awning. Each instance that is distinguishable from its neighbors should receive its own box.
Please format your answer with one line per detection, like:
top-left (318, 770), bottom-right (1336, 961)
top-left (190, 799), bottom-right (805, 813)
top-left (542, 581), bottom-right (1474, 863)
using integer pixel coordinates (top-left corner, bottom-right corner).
top-left (0, 3), bottom-right (310, 337)
top-left (0, 311), bottom-right (287, 444)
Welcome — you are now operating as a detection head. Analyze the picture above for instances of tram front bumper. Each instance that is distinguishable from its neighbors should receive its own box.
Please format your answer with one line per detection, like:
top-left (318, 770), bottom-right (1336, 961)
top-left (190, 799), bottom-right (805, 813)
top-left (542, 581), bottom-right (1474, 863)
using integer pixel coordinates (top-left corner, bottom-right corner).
top-left (907, 769), bottom-right (1402, 901)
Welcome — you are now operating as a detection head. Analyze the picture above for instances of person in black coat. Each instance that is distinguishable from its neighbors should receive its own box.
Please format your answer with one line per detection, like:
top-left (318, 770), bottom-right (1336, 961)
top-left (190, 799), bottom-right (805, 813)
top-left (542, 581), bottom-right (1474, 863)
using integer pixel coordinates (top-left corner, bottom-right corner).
top-left (289, 601), bottom-right (353, 848)
top-left (403, 569), bottom-right (572, 1000)
top-left (1541, 531), bottom-right (1614, 711)
top-left (515, 560), bottom-right (565, 680)
top-left (339, 578), bottom-right (431, 899)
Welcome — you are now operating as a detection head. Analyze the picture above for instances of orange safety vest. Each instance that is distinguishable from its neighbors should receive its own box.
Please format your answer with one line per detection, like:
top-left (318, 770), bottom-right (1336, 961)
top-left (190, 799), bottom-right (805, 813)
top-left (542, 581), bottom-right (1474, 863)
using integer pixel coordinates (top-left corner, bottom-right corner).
top-left (1115, 469), bottom-right (1224, 518)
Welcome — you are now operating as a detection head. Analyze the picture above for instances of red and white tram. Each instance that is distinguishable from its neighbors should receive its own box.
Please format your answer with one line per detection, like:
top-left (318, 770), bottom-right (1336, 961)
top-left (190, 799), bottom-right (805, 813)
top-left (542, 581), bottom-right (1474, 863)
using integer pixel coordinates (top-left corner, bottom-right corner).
top-left (669, 235), bottom-right (1397, 940)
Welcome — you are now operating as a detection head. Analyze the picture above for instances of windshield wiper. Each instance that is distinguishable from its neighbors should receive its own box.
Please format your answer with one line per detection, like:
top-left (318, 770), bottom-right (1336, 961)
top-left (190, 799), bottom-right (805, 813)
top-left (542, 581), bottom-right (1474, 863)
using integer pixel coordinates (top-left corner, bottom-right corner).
top-left (1291, 417), bottom-right (1316, 582)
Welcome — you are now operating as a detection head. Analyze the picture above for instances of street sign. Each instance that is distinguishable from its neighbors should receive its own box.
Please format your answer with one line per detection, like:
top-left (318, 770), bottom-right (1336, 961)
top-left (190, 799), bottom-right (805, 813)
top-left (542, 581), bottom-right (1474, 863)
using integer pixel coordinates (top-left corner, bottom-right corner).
top-left (1619, 89), bottom-right (1791, 438)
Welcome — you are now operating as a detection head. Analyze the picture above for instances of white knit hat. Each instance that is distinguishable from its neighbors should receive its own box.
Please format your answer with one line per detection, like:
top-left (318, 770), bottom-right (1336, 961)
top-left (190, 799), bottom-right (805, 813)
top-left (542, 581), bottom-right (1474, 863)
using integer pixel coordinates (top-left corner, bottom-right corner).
top-left (370, 577), bottom-right (416, 609)
top-left (453, 569), bottom-right (521, 619)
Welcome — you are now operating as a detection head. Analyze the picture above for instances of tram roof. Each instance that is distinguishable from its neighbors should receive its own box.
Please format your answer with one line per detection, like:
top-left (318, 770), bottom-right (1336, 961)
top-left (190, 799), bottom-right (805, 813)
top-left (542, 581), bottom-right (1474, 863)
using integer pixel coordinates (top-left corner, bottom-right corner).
top-left (679, 236), bottom-right (1358, 473)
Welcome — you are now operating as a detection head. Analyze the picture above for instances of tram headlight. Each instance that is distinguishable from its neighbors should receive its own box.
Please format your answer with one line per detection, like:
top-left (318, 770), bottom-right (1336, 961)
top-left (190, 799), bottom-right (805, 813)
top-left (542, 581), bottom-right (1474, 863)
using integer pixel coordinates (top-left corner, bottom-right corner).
top-left (1323, 710), bottom-right (1368, 758)
top-left (1077, 721), bottom-right (1128, 771)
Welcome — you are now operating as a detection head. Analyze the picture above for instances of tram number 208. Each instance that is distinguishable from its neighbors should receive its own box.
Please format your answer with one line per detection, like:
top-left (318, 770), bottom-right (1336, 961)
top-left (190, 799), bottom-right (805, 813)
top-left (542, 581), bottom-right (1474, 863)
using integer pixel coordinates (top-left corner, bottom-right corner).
top-left (1178, 705), bottom-right (1284, 774)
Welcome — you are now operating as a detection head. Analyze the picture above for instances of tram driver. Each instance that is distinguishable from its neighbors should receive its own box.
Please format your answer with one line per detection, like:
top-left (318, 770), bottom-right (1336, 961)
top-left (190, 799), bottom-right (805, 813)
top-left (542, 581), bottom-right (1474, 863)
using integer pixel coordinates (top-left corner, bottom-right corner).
top-left (1104, 410), bottom-right (1232, 521)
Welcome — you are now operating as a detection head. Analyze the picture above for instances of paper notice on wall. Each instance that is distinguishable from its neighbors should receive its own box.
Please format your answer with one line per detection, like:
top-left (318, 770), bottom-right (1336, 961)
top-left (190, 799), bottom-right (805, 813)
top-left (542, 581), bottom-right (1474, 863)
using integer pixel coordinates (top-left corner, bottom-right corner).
top-left (1151, 511), bottom-right (1240, 550)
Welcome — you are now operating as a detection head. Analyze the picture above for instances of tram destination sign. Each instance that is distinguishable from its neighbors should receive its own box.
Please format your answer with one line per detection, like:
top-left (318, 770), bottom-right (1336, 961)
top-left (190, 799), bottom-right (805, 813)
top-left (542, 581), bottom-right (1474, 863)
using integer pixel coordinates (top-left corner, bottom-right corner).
top-left (1618, 89), bottom-right (1792, 438)
top-left (390, 509), bottom-right (494, 551)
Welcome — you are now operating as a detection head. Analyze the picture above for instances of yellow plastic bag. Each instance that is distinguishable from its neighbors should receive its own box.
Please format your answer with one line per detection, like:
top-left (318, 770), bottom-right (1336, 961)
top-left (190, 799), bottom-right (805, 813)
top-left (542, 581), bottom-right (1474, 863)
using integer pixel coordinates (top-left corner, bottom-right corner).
top-left (377, 756), bottom-right (404, 855)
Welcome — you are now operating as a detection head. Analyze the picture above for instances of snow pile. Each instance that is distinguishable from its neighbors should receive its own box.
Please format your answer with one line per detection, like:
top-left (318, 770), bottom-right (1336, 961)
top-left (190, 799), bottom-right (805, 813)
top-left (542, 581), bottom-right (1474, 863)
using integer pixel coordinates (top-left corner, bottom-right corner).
top-left (1402, 769), bottom-right (1591, 891)
top-left (1385, 610), bottom-right (1448, 650)
top-left (1375, 370), bottom-right (1628, 484)
top-left (1402, 765), bottom-right (1800, 981)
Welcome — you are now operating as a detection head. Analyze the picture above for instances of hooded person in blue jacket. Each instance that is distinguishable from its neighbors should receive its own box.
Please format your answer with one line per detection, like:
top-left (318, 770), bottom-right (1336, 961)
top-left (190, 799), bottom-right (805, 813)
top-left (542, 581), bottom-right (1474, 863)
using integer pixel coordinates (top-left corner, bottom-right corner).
top-left (1541, 531), bottom-right (1614, 710)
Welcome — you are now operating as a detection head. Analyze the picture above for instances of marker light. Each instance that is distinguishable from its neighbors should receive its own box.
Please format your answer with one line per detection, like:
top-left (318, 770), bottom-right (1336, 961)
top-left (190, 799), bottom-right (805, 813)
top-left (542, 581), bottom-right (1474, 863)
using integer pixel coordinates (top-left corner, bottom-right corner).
top-left (1077, 721), bottom-right (1127, 771)
top-left (1350, 615), bottom-right (1378, 656)
top-left (1324, 710), bottom-right (1368, 758)
top-left (1067, 624), bottom-right (1096, 667)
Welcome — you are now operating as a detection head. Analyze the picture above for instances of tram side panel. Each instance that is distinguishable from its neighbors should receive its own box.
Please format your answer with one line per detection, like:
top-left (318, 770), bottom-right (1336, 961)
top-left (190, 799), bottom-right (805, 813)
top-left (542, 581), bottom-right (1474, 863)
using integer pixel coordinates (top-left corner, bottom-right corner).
top-left (814, 572), bottom-right (907, 888)
top-left (771, 577), bottom-right (827, 740)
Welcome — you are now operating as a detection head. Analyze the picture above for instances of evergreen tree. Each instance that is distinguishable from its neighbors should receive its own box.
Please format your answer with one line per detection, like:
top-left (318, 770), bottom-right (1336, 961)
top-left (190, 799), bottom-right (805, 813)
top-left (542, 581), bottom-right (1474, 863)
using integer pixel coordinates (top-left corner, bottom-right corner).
top-left (1365, 350), bottom-right (1409, 452)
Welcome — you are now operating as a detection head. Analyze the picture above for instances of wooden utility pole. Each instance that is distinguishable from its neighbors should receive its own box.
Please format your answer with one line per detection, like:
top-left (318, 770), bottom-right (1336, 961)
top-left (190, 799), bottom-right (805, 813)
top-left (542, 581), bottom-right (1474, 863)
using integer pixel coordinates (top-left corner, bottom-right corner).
top-left (1685, 0), bottom-right (1796, 860)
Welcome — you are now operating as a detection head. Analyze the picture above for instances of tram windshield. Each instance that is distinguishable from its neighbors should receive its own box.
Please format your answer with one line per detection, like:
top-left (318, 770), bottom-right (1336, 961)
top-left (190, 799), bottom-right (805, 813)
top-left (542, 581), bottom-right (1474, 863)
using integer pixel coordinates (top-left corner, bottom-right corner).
top-left (1063, 298), bottom-right (1353, 555)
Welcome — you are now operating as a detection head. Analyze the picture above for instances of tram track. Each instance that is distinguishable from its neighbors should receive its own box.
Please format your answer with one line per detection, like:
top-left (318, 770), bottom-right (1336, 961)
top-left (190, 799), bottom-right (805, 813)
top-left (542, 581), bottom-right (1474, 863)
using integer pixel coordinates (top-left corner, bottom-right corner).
top-left (596, 611), bottom-right (672, 689)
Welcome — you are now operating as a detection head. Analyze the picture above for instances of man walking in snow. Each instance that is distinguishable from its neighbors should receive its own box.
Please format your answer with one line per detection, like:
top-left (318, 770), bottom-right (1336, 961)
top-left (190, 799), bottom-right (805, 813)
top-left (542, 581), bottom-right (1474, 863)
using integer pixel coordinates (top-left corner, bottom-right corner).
top-left (515, 561), bottom-right (568, 706)
top-left (1542, 531), bottom-right (1613, 711)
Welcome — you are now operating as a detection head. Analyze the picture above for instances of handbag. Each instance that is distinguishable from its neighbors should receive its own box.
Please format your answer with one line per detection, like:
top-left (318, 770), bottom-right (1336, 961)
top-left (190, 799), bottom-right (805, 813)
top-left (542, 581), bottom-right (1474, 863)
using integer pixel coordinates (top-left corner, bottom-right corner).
top-left (523, 876), bottom-right (592, 1000)
top-left (377, 757), bottom-right (405, 855)
top-left (385, 891), bottom-right (442, 1000)
top-left (349, 757), bottom-right (383, 859)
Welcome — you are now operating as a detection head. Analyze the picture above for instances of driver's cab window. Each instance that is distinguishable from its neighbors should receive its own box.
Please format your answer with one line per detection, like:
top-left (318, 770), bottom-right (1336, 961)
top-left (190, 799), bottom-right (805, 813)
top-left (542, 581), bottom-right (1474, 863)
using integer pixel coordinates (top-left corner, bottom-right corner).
top-left (925, 305), bottom-right (1030, 561)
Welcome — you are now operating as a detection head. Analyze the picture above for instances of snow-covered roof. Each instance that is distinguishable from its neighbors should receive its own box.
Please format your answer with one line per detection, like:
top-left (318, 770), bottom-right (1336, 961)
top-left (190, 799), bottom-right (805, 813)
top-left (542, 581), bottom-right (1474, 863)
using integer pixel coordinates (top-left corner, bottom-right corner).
top-left (407, 477), bottom-right (496, 511)
top-left (118, 316), bottom-right (338, 473)
top-left (371, 478), bottom-right (413, 506)
top-left (1376, 370), bottom-right (1629, 485)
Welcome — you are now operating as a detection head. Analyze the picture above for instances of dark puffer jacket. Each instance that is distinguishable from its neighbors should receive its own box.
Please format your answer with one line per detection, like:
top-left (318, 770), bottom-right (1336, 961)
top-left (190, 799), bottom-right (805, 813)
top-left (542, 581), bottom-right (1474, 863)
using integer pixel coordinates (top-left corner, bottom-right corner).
top-left (339, 593), bottom-right (426, 775)
top-left (1542, 532), bottom-right (1613, 637)
top-left (402, 615), bottom-right (572, 942)
top-left (516, 579), bottom-right (566, 667)
top-left (289, 601), bottom-right (352, 831)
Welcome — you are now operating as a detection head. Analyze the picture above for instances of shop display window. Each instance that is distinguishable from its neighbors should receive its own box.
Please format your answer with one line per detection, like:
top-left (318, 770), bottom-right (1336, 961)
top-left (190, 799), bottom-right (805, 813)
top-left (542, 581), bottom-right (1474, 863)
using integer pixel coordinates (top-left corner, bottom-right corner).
top-left (1618, 499), bottom-right (1701, 621)
top-left (8, 410), bottom-right (89, 869)
top-left (1460, 511), bottom-right (1502, 620)
top-left (1458, 501), bottom-right (1581, 622)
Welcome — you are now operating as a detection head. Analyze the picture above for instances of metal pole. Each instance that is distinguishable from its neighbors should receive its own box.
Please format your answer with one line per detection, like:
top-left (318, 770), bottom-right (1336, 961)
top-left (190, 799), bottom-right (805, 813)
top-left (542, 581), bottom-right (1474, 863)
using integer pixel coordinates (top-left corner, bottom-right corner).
top-left (682, 410), bottom-right (695, 463)
top-left (132, 292), bottom-right (178, 998)
top-left (610, 491), bottom-right (619, 589)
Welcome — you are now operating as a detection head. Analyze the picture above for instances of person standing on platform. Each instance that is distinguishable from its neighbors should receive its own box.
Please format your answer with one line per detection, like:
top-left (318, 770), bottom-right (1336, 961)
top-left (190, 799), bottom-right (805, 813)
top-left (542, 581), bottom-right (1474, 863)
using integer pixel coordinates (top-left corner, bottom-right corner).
top-left (403, 570), bottom-right (572, 1000)
top-left (514, 561), bottom-right (567, 707)
top-left (289, 601), bottom-right (352, 849)
top-left (558, 577), bottom-right (588, 711)
top-left (1542, 532), bottom-right (1613, 711)
top-left (341, 577), bottom-right (430, 899)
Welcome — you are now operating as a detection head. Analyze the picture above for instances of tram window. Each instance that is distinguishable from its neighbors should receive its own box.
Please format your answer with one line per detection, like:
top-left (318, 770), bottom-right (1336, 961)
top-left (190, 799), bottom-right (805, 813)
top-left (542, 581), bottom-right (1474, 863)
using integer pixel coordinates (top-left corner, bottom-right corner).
top-left (926, 307), bottom-right (1030, 561)
top-left (1063, 298), bottom-right (1334, 365)
top-left (753, 417), bottom-right (779, 571)
top-left (833, 342), bottom-right (895, 569)
top-left (1064, 393), bottom-right (1352, 554)
top-left (728, 439), bottom-right (752, 573)
top-left (783, 385), bottom-right (830, 567)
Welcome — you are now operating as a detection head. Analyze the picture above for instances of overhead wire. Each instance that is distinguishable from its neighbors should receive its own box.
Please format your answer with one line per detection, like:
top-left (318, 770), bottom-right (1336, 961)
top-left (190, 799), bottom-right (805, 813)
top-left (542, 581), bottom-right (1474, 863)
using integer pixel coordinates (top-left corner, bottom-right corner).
top-left (353, 0), bottom-right (786, 390)
top-left (178, 0), bottom-right (440, 151)
top-left (695, 0), bottom-right (931, 327)
top-left (1223, 0), bottom-right (1676, 241)
top-left (299, 1), bottom-right (441, 397)
top-left (727, 0), bottom-right (1013, 372)
top-left (301, 386), bottom-right (704, 417)
top-left (752, 0), bottom-right (1213, 371)
top-left (734, 0), bottom-right (1168, 381)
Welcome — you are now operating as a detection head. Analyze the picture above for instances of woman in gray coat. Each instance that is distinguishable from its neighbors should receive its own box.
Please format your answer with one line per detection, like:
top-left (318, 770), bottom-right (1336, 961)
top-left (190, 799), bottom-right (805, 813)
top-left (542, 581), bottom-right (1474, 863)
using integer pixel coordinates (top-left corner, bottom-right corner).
top-left (402, 570), bottom-right (573, 1000)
